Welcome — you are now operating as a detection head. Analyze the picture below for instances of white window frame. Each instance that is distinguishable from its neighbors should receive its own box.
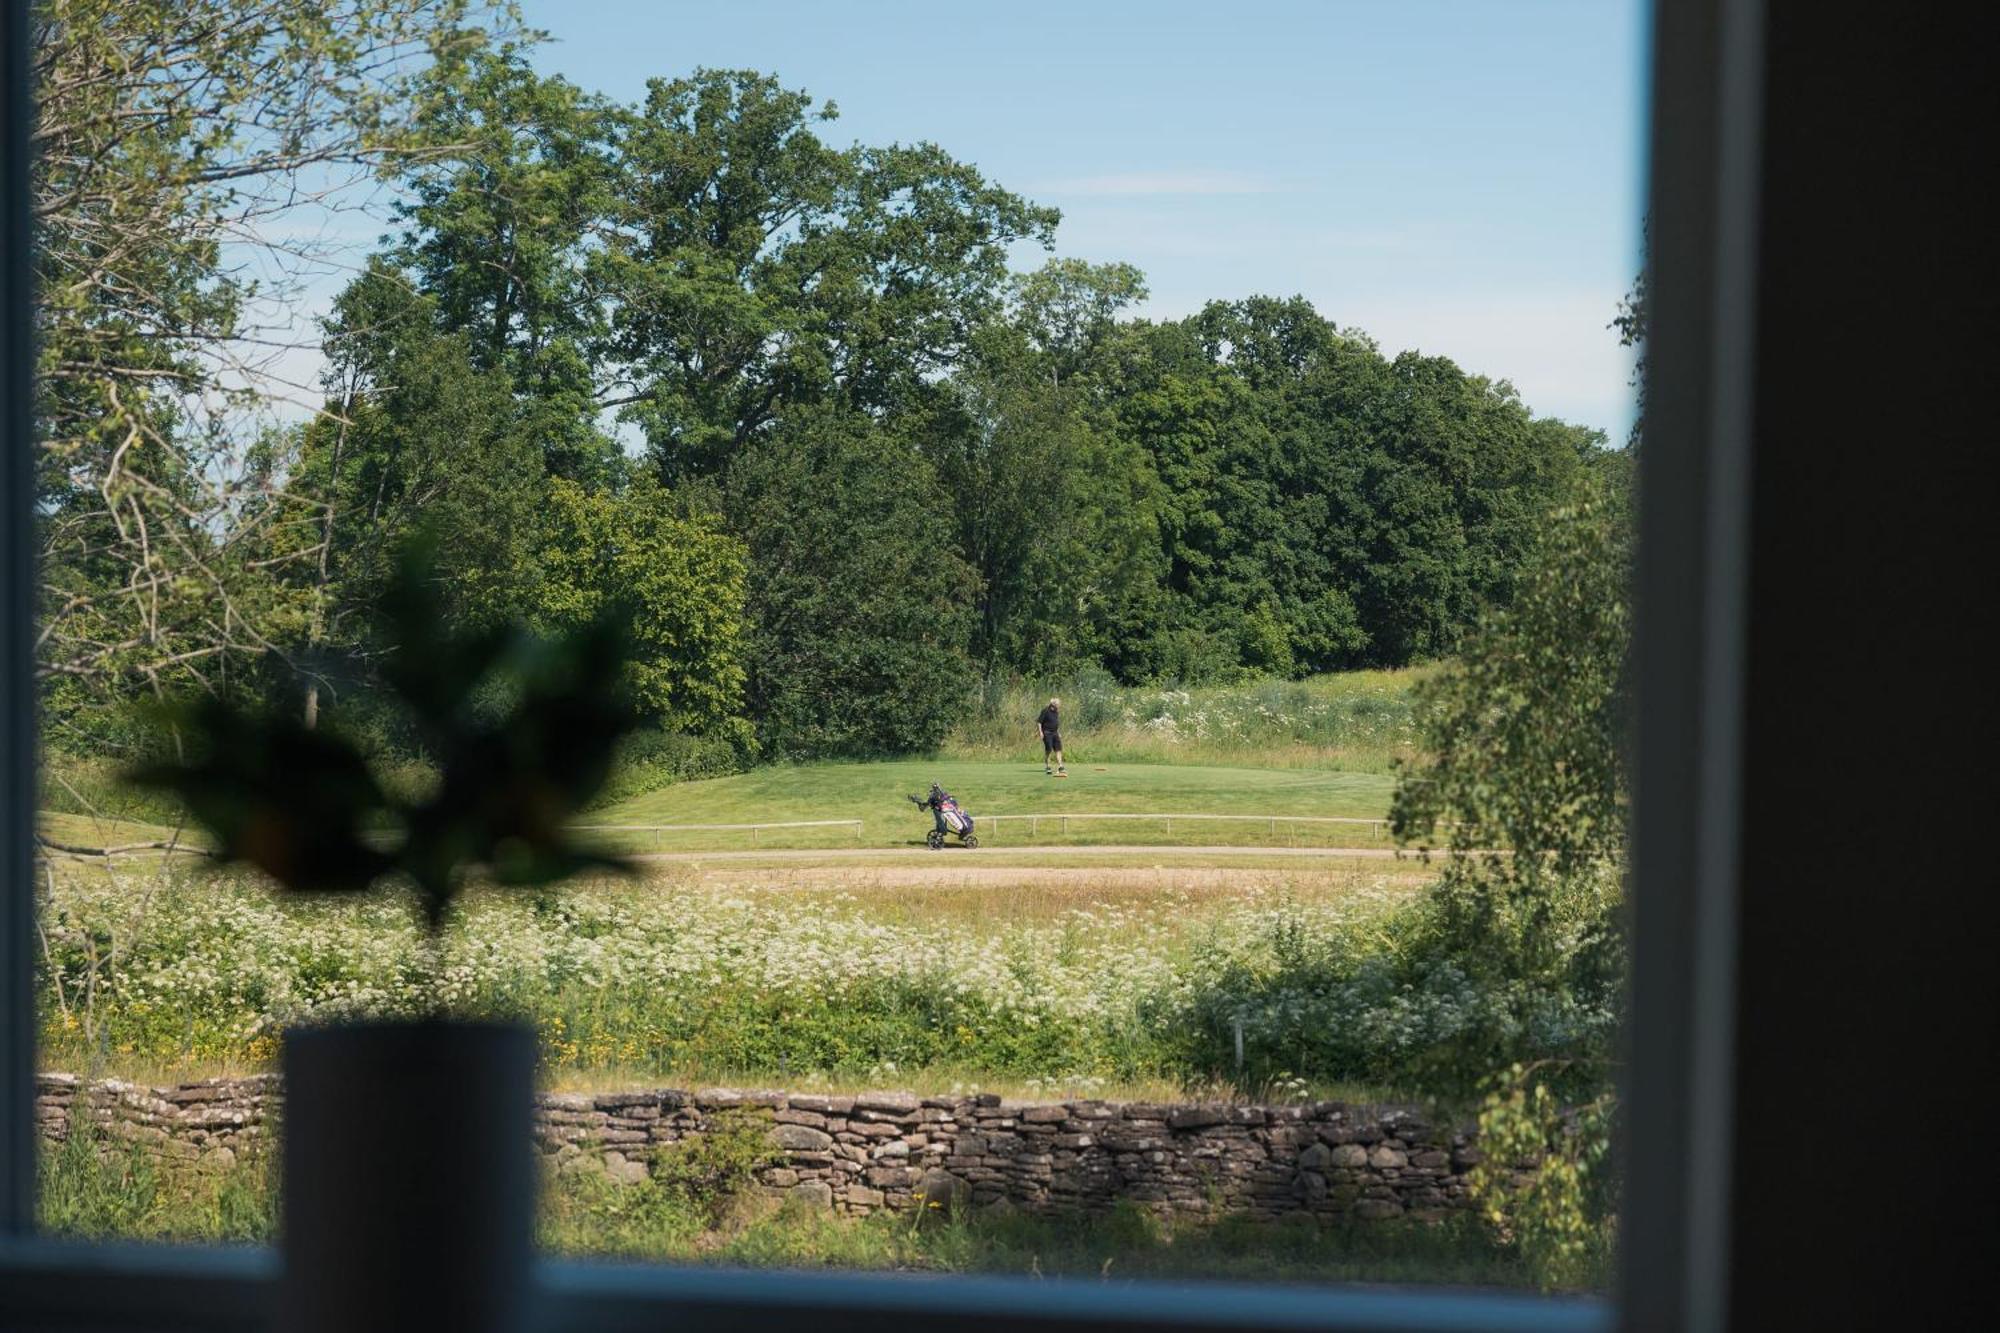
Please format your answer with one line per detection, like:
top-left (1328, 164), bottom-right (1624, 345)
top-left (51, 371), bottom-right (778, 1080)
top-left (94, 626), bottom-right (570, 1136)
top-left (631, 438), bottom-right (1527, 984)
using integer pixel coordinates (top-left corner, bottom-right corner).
top-left (0, 1), bottom-right (1760, 1328)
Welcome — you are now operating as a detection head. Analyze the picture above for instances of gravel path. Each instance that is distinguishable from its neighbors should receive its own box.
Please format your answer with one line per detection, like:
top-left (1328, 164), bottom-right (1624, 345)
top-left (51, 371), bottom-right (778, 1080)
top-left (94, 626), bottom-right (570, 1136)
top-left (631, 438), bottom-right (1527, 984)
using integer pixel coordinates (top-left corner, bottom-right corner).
top-left (632, 844), bottom-right (1421, 864)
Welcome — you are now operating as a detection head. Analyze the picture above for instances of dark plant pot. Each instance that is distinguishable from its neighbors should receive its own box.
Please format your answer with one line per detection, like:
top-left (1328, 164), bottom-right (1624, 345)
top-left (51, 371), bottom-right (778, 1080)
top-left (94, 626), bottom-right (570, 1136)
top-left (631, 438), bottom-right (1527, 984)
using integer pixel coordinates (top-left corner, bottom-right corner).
top-left (280, 1019), bottom-right (537, 1333)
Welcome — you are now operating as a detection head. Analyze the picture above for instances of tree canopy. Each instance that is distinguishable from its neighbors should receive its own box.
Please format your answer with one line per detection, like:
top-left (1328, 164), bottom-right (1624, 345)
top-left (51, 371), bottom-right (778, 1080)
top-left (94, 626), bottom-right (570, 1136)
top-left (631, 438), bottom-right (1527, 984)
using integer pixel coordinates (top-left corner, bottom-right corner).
top-left (33, 8), bottom-right (1625, 765)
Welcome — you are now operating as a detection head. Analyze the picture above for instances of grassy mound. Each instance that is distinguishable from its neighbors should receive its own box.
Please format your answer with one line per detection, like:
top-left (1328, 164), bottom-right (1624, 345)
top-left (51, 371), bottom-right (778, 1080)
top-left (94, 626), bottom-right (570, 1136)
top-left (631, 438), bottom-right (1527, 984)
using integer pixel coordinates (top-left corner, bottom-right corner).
top-left (946, 668), bottom-right (1427, 773)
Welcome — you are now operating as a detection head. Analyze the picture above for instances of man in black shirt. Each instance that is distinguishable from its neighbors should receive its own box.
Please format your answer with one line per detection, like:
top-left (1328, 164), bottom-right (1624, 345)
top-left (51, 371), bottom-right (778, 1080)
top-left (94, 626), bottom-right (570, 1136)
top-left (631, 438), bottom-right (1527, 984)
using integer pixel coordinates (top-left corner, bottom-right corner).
top-left (1036, 697), bottom-right (1065, 776)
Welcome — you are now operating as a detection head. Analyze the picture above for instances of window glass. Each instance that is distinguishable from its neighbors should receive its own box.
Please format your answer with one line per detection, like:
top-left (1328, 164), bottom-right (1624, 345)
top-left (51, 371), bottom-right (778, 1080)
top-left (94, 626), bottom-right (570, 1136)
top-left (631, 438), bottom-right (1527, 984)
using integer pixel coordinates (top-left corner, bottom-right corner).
top-left (30, 0), bottom-right (1646, 1297)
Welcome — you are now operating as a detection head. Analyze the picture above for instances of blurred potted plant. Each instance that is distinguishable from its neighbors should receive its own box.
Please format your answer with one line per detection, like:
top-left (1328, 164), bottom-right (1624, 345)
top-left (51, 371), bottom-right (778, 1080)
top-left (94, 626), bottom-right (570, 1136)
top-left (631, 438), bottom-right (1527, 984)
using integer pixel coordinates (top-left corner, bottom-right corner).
top-left (133, 544), bottom-right (635, 1333)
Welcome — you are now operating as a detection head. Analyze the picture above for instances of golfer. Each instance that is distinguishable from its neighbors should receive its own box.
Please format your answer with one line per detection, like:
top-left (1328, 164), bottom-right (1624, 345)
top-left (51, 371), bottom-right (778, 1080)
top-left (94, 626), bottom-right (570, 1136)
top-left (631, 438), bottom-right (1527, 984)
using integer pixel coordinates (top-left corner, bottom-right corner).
top-left (1036, 697), bottom-right (1066, 777)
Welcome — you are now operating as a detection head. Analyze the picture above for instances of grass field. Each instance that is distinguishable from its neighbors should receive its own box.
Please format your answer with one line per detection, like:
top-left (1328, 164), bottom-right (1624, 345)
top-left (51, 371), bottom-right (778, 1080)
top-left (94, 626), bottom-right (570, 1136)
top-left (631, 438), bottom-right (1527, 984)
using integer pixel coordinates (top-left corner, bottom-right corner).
top-left (27, 664), bottom-right (1585, 1289)
top-left (38, 667), bottom-right (1422, 857)
top-left (38, 758), bottom-right (1400, 858)
top-left (586, 759), bottom-right (1398, 853)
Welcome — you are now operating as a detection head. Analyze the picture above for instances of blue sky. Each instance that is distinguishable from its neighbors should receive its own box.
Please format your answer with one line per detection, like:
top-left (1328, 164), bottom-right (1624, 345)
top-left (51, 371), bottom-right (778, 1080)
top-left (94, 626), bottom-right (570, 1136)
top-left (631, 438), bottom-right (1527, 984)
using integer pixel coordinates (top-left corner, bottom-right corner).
top-left (516, 0), bottom-right (1651, 439)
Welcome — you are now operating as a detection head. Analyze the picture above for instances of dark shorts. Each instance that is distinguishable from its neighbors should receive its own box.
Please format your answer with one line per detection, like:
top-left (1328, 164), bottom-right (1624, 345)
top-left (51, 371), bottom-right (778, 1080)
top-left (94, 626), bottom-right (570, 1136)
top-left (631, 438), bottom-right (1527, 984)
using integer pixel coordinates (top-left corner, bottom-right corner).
top-left (1042, 731), bottom-right (1062, 753)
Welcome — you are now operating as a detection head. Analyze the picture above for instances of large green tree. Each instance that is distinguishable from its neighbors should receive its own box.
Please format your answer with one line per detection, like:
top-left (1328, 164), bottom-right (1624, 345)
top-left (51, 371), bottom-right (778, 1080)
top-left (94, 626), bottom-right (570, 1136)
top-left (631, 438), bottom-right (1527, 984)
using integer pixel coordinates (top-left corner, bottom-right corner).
top-left (728, 408), bottom-right (976, 758)
top-left (592, 70), bottom-right (1059, 481)
top-left (393, 45), bottom-right (622, 482)
top-left (922, 260), bottom-right (1166, 678)
top-left (1100, 297), bottom-right (1603, 680)
top-left (31, 0), bottom-right (509, 714)
top-left (525, 477), bottom-right (747, 733)
top-left (273, 264), bottom-right (543, 727)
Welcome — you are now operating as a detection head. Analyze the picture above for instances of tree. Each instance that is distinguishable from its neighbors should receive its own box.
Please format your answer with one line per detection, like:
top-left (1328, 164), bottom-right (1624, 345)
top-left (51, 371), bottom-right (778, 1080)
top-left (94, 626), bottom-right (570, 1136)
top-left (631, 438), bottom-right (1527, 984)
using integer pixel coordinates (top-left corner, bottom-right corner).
top-left (728, 408), bottom-right (976, 758)
top-left (525, 478), bottom-right (748, 734)
top-left (1009, 257), bottom-right (1148, 388)
top-left (393, 44), bottom-right (623, 482)
top-left (1099, 297), bottom-right (1603, 681)
top-left (943, 369), bottom-right (1164, 678)
top-left (1389, 475), bottom-right (1632, 1083)
top-left (31, 1), bottom-right (510, 707)
top-left (1612, 228), bottom-right (1647, 447)
top-left (922, 262), bottom-right (1166, 678)
top-left (593, 69), bottom-right (1059, 481)
top-left (1387, 475), bottom-right (1632, 1281)
top-left (274, 263), bottom-right (544, 726)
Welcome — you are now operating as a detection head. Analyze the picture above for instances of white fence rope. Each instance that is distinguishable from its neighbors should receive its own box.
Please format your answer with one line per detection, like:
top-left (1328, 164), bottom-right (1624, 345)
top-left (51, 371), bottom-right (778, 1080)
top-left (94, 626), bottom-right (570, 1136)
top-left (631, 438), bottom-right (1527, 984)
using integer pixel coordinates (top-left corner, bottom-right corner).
top-left (978, 812), bottom-right (1394, 842)
top-left (569, 819), bottom-right (867, 847)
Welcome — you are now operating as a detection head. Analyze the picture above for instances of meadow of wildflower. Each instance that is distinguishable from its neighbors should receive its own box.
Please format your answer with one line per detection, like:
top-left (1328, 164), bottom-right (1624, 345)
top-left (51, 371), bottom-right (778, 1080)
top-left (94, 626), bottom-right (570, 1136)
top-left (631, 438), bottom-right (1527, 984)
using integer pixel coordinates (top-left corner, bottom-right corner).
top-left (35, 854), bottom-right (1515, 1102)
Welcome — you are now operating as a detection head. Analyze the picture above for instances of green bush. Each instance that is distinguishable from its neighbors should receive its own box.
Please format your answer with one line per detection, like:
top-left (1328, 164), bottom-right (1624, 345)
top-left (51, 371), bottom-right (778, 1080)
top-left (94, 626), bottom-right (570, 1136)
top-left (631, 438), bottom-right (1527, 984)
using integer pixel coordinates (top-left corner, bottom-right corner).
top-left (730, 408), bottom-right (978, 759)
top-left (586, 728), bottom-right (751, 810)
top-left (650, 1111), bottom-right (775, 1220)
top-left (1468, 1063), bottom-right (1617, 1291)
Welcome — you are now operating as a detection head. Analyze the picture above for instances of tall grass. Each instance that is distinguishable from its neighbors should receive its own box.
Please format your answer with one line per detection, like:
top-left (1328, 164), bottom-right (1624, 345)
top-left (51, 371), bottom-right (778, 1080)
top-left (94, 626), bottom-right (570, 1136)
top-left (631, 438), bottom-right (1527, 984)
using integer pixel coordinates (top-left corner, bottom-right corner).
top-left (39, 1113), bottom-right (275, 1243)
top-left (37, 862), bottom-right (1455, 1099)
top-left (946, 667), bottom-right (1428, 773)
top-left (545, 1187), bottom-right (1553, 1289)
top-left (37, 1126), bottom-right (1560, 1289)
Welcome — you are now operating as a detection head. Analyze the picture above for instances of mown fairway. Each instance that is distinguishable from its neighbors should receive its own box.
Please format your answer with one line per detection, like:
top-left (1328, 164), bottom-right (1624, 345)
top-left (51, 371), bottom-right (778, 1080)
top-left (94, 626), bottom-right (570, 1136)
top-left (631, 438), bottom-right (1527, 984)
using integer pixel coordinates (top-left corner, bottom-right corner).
top-left (586, 759), bottom-right (1398, 852)
top-left (37, 758), bottom-right (1401, 858)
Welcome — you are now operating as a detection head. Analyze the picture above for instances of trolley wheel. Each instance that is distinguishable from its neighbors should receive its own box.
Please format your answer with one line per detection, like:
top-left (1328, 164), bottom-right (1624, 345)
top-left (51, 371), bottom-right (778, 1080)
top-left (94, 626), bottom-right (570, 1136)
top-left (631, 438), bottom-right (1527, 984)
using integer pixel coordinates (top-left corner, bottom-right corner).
top-left (963, 834), bottom-right (979, 849)
top-left (926, 830), bottom-right (945, 850)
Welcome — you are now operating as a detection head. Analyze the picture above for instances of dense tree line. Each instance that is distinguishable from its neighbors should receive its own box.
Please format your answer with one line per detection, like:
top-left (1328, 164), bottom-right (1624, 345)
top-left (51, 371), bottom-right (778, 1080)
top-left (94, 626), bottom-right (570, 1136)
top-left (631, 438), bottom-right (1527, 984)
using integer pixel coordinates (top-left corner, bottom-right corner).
top-left (35, 13), bottom-right (1619, 764)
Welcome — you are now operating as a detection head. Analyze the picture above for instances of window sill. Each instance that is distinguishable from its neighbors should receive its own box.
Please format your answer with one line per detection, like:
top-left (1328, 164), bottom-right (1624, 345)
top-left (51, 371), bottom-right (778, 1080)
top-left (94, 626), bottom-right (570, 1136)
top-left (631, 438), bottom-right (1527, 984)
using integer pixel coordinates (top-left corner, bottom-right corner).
top-left (1, 1238), bottom-right (1610, 1333)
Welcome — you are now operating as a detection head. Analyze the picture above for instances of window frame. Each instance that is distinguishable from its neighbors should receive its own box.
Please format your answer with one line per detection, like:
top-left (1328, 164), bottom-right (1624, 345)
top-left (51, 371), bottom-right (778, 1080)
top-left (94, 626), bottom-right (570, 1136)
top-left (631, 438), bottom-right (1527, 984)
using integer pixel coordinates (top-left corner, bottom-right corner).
top-left (0, 0), bottom-right (1754, 1328)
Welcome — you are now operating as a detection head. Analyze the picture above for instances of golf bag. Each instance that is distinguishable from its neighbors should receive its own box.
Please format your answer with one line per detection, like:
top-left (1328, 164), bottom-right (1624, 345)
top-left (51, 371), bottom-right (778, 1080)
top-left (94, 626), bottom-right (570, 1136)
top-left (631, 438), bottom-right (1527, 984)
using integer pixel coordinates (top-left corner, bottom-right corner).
top-left (907, 783), bottom-right (978, 849)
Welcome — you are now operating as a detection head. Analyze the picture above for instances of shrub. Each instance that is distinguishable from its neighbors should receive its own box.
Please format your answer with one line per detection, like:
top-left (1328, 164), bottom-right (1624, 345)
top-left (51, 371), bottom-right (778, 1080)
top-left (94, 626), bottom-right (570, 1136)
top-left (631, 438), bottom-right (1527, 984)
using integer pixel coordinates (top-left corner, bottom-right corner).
top-left (587, 728), bottom-right (751, 809)
top-left (1468, 1063), bottom-right (1617, 1291)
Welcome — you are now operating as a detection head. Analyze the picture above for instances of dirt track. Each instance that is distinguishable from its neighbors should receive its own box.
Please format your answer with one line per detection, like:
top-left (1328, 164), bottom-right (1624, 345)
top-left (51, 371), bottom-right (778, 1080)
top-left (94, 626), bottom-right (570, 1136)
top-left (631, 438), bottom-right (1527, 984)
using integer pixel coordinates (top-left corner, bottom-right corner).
top-left (632, 844), bottom-right (1418, 865)
top-left (630, 843), bottom-right (1442, 888)
top-left (668, 862), bottom-right (1428, 891)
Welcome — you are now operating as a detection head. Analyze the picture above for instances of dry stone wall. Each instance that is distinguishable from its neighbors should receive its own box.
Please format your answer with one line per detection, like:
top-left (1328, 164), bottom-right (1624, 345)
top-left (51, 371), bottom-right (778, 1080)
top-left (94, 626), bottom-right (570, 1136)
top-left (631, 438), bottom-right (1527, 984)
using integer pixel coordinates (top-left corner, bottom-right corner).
top-left (38, 1074), bottom-right (1481, 1223)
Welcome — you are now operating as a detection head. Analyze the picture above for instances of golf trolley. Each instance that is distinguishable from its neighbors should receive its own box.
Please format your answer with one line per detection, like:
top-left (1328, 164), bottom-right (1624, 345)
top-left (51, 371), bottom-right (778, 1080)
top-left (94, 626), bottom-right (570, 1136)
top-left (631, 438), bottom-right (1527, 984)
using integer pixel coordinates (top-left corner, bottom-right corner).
top-left (908, 785), bottom-right (978, 849)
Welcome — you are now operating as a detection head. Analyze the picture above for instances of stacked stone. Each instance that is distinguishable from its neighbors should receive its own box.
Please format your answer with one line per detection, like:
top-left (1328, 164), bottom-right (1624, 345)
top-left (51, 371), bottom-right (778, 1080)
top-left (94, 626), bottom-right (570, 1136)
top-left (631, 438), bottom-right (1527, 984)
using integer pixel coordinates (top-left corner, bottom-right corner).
top-left (533, 1087), bottom-right (705, 1185)
top-left (527, 1088), bottom-right (1481, 1223)
top-left (35, 1072), bottom-right (273, 1171)
top-left (35, 1075), bottom-right (1486, 1223)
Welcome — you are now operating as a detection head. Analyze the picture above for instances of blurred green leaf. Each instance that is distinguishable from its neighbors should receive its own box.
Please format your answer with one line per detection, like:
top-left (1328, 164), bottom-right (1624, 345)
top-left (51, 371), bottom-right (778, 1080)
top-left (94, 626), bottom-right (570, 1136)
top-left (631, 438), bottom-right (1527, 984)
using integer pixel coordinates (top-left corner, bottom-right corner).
top-left (129, 699), bottom-right (394, 895)
top-left (129, 540), bottom-right (639, 937)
